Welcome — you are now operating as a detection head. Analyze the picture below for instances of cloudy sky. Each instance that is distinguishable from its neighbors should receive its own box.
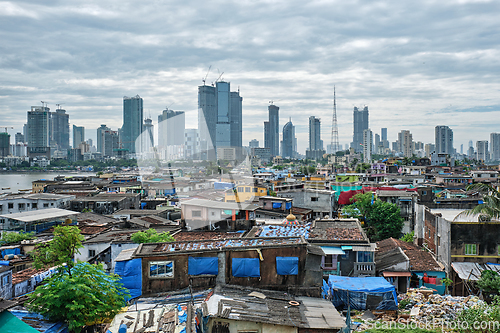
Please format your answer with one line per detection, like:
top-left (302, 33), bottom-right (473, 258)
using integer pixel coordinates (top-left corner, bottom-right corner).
top-left (1, 0), bottom-right (499, 154)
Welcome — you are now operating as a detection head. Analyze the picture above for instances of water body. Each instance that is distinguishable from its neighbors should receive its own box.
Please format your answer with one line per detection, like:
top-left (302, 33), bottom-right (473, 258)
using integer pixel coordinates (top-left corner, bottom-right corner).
top-left (0, 172), bottom-right (95, 194)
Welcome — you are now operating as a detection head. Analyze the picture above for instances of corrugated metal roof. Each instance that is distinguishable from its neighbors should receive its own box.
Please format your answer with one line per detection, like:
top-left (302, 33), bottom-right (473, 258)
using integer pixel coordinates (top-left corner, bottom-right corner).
top-left (135, 237), bottom-right (305, 256)
top-left (320, 246), bottom-right (345, 255)
top-left (181, 198), bottom-right (258, 211)
top-left (0, 208), bottom-right (79, 223)
top-left (451, 262), bottom-right (483, 281)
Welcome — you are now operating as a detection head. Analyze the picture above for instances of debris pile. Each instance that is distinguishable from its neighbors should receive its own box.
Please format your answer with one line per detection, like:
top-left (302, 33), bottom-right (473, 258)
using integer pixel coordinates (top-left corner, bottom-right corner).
top-left (353, 289), bottom-right (485, 331)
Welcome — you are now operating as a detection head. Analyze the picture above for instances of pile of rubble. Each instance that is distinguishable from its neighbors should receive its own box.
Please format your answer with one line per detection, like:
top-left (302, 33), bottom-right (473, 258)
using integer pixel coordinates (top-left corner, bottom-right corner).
top-left (353, 288), bottom-right (485, 331)
top-left (399, 290), bottom-right (484, 322)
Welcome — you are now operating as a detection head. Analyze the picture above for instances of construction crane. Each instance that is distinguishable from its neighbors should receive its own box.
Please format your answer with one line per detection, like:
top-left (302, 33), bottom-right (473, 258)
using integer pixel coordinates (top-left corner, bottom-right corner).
top-left (56, 103), bottom-right (64, 110)
top-left (40, 101), bottom-right (48, 108)
top-left (1, 127), bottom-right (13, 133)
top-left (202, 65), bottom-right (212, 85)
top-left (212, 71), bottom-right (224, 85)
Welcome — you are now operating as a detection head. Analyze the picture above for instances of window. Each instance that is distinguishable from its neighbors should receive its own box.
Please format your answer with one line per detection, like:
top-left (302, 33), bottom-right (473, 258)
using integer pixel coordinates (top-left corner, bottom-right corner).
top-left (237, 187), bottom-right (244, 192)
top-left (357, 251), bottom-right (374, 263)
top-left (498, 245), bottom-right (500, 255)
top-left (245, 187), bottom-right (250, 192)
top-left (88, 249), bottom-right (96, 257)
top-left (43, 203), bottom-right (49, 208)
top-left (2, 274), bottom-right (9, 287)
top-left (422, 191), bottom-right (427, 195)
top-left (32, 203), bottom-right (37, 209)
top-left (192, 210), bottom-right (201, 217)
top-left (323, 255), bottom-right (337, 269)
top-left (51, 203), bottom-right (54, 206)
top-left (465, 244), bottom-right (478, 255)
top-left (311, 197), bottom-right (318, 201)
top-left (18, 203), bottom-right (25, 210)
top-left (149, 261), bottom-right (173, 278)
top-left (8, 203), bottom-right (13, 209)
top-left (341, 250), bottom-right (349, 260)
top-left (0, 205), bottom-right (2, 211)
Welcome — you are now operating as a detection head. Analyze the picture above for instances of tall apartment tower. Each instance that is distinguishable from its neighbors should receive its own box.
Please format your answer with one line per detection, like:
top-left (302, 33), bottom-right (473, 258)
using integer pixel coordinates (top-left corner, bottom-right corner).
top-left (121, 95), bottom-right (143, 154)
top-left (158, 109), bottom-right (185, 148)
top-left (198, 81), bottom-right (242, 159)
top-left (306, 116), bottom-right (325, 160)
top-left (0, 133), bottom-right (9, 157)
top-left (27, 106), bottom-right (50, 158)
top-left (363, 129), bottom-right (373, 163)
top-left (15, 132), bottom-right (24, 144)
top-left (142, 117), bottom-right (154, 153)
top-left (476, 141), bottom-right (489, 162)
top-left (352, 106), bottom-right (369, 153)
top-left (490, 133), bottom-right (500, 161)
top-left (281, 119), bottom-right (295, 159)
top-left (398, 130), bottom-right (413, 158)
top-left (97, 124), bottom-right (110, 153)
top-left (73, 125), bottom-right (85, 148)
top-left (50, 108), bottom-right (70, 151)
top-left (184, 129), bottom-right (199, 159)
top-left (264, 104), bottom-right (279, 157)
top-left (435, 126), bottom-right (453, 155)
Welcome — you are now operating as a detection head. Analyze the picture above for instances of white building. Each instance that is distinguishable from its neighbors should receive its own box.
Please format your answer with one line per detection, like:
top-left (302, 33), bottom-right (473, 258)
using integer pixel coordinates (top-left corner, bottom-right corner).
top-left (0, 193), bottom-right (75, 216)
top-left (363, 129), bottom-right (373, 163)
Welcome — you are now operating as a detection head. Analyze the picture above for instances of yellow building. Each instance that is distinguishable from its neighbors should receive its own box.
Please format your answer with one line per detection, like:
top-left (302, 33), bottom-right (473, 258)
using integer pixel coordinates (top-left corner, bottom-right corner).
top-left (225, 185), bottom-right (267, 202)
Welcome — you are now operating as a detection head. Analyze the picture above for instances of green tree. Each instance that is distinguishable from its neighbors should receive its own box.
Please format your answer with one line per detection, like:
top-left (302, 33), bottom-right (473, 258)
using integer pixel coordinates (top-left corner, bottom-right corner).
top-left (0, 231), bottom-right (35, 245)
top-left (131, 228), bottom-right (175, 244)
top-left (27, 262), bottom-right (129, 333)
top-left (462, 183), bottom-right (500, 220)
top-left (477, 270), bottom-right (500, 295)
top-left (308, 166), bottom-right (316, 174)
top-left (341, 192), bottom-right (404, 241)
top-left (31, 225), bottom-right (85, 275)
top-left (400, 231), bottom-right (414, 243)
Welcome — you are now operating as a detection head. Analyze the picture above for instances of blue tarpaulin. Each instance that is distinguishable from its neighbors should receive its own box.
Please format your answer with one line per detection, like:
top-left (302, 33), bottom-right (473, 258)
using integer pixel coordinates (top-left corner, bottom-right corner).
top-left (232, 258), bottom-right (260, 277)
top-left (141, 202), bottom-right (147, 209)
top-left (272, 202), bottom-right (282, 209)
top-left (285, 202), bottom-right (292, 210)
top-left (327, 275), bottom-right (397, 310)
top-left (114, 258), bottom-right (142, 300)
top-left (1, 248), bottom-right (21, 257)
top-left (188, 257), bottom-right (218, 275)
top-left (276, 257), bottom-right (298, 275)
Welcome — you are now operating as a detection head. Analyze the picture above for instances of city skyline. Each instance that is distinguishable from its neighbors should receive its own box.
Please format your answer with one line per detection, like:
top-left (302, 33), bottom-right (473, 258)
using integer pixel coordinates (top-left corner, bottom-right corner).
top-left (1, 1), bottom-right (500, 153)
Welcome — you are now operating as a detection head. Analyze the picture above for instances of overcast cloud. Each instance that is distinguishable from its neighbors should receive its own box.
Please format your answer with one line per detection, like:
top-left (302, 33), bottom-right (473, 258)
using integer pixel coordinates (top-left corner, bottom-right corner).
top-left (1, 0), bottom-right (499, 153)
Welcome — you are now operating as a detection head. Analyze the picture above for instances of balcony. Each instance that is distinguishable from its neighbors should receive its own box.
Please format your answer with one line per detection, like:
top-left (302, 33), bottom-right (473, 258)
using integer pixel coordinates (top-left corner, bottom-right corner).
top-left (354, 262), bottom-right (375, 277)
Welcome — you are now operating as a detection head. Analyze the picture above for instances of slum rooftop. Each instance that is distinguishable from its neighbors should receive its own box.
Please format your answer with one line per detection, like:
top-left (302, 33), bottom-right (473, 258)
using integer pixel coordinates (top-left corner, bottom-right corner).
top-left (0, 208), bottom-right (79, 222)
top-left (180, 198), bottom-right (258, 211)
top-left (134, 237), bottom-right (306, 256)
top-left (0, 193), bottom-right (74, 200)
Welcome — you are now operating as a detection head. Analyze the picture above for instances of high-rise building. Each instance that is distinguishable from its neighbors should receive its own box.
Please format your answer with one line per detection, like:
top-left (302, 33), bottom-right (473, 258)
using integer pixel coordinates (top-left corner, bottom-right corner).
top-left (363, 129), bottom-right (373, 163)
top-left (490, 133), bottom-right (500, 161)
top-left (158, 108), bottom-right (185, 148)
top-left (435, 126), bottom-right (453, 155)
top-left (97, 125), bottom-right (110, 153)
top-left (27, 106), bottom-right (50, 158)
top-left (352, 106), bottom-right (369, 153)
top-left (102, 130), bottom-right (120, 157)
top-left (198, 81), bottom-right (242, 160)
top-left (142, 118), bottom-right (154, 154)
top-left (121, 95), bottom-right (143, 154)
top-left (50, 108), bottom-right (70, 152)
top-left (398, 130), bottom-right (413, 158)
top-left (374, 134), bottom-right (380, 154)
top-left (381, 128), bottom-right (387, 141)
top-left (15, 132), bottom-right (24, 144)
top-left (306, 116), bottom-right (325, 160)
top-left (184, 129), bottom-right (199, 159)
top-left (230, 90), bottom-right (242, 149)
top-left (0, 133), bottom-right (9, 157)
top-left (264, 104), bottom-right (279, 157)
top-left (73, 125), bottom-right (85, 148)
top-left (249, 139), bottom-right (259, 148)
top-left (281, 119), bottom-right (295, 159)
top-left (476, 141), bottom-right (489, 161)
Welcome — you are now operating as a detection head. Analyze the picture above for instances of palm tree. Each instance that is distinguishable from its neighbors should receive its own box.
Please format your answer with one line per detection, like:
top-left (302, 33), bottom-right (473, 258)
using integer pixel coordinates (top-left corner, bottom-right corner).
top-left (462, 183), bottom-right (500, 220)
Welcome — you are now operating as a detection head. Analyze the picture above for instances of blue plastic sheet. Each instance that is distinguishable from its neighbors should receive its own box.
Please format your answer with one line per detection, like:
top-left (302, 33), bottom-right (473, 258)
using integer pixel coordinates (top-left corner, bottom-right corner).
top-left (114, 258), bottom-right (142, 301)
top-left (0, 261), bottom-right (10, 266)
top-left (1, 248), bottom-right (20, 257)
top-left (177, 304), bottom-right (187, 324)
top-left (232, 258), bottom-right (260, 277)
top-left (276, 257), bottom-right (298, 275)
top-left (188, 257), bottom-right (218, 276)
top-left (327, 275), bottom-right (397, 310)
top-left (272, 202), bottom-right (282, 209)
top-left (285, 202), bottom-right (292, 210)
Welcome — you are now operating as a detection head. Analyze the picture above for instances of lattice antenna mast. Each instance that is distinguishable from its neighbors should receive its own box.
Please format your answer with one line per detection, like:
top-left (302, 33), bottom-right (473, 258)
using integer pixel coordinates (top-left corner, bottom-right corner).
top-left (330, 86), bottom-right (340, 154)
